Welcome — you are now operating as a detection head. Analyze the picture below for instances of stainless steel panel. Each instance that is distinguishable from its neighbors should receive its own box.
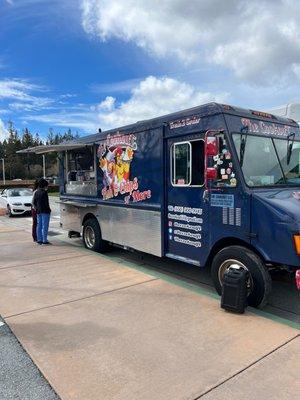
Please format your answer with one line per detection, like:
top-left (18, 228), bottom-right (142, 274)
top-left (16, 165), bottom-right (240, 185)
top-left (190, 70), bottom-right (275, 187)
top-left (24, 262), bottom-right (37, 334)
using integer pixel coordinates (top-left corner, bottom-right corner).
top-left (60, 203), bottom-right (82, 232)
top-left (60, 201), bottom-right (162, 256)
top-left (97, 205), bottom-right (162, 257)
top-left (66, 182), bottom-right (97, 196)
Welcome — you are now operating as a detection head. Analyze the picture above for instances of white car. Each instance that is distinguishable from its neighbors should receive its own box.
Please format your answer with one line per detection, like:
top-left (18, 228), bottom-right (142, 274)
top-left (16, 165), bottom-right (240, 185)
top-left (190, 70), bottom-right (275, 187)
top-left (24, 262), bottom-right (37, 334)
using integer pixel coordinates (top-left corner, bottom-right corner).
top-left (0, 188), bottom-right (33, 217)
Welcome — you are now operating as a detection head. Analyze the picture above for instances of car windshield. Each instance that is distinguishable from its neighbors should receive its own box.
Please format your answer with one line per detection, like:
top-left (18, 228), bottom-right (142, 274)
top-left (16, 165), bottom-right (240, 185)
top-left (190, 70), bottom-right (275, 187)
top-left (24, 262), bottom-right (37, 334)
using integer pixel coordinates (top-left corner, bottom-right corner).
top-left (232, 133), bottom-right (300, 186)
top-left (7, 188), bottom-right (33, 197)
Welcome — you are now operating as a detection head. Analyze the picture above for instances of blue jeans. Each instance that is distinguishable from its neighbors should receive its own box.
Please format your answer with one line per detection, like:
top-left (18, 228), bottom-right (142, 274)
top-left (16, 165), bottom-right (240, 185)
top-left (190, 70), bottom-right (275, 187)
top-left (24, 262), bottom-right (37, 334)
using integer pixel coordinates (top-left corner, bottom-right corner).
top-left (36, 213), bottom-right (50, 243)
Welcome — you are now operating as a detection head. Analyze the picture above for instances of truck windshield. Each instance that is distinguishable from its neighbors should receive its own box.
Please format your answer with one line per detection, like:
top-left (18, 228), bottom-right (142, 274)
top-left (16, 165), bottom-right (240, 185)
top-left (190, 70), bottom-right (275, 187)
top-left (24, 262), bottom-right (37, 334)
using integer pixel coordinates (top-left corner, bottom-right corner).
top-left (232, 133), bottom-right (300, 186)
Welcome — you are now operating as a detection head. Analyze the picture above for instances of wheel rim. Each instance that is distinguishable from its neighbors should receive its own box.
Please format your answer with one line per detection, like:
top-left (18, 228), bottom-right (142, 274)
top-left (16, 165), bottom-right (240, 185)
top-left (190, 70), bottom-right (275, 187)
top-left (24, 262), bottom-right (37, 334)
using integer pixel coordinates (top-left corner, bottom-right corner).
top-left (218, 259), bottom-right (253, 293)
top-left (84, 226), bottom-right (95, 249)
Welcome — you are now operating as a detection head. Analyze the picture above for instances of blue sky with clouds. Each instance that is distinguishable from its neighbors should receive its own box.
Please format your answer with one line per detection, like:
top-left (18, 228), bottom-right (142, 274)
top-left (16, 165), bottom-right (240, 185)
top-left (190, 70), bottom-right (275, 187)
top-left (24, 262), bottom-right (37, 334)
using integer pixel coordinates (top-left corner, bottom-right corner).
top-left (1, 0), bottom-right (300, 140)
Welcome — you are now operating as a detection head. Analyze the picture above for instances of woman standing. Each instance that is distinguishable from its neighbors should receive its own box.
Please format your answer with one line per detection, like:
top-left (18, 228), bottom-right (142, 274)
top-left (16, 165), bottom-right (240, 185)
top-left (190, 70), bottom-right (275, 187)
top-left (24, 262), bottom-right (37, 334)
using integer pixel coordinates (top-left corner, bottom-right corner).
top-left (33, 178), bottom-right (52, 245)
top-left (31, 179), bottom-right (39, 242)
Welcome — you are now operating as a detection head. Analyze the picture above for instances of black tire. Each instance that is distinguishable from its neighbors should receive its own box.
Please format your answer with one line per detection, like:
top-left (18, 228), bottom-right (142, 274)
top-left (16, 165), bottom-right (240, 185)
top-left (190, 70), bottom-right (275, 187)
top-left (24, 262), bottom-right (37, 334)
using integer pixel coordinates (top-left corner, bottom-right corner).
top-left (211, 245), bottom-right (272, 308)
top-left (7, 205), bottom-right (12, 218)
top-left (82, 218), bottom-right (106, 253)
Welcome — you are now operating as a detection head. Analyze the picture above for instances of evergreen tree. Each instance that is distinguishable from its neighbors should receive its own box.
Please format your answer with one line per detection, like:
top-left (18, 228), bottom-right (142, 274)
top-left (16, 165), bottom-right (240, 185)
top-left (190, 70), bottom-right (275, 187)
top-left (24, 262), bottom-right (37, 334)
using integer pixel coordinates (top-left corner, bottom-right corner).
top-left (0, 122), bottom-right (82, 180)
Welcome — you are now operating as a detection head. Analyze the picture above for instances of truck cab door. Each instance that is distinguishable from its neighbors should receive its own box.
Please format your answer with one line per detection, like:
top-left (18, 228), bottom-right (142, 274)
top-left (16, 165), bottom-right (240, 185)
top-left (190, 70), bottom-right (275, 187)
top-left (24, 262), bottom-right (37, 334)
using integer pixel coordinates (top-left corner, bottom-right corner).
top-left (206, 132), bottom-right (251, 247)
top-left (165, 134), bottom-right (209, 266)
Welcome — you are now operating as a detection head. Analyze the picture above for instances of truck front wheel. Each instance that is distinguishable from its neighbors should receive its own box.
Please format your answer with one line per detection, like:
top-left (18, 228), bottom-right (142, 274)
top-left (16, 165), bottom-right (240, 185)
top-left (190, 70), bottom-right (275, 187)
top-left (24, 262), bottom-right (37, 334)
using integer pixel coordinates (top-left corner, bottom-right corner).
top-left (7, 205), bottom-right (12, 218)
top-left (82, 218), bottom-right (106, 253)
top-left (211, 246), bottom-right (272, 308)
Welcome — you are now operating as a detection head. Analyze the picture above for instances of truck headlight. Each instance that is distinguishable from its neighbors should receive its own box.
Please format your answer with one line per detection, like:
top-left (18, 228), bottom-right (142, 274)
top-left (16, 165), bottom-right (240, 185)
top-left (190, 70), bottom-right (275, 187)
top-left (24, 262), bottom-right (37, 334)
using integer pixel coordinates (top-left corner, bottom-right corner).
top-left (293, 234), bottom-right (300, 254)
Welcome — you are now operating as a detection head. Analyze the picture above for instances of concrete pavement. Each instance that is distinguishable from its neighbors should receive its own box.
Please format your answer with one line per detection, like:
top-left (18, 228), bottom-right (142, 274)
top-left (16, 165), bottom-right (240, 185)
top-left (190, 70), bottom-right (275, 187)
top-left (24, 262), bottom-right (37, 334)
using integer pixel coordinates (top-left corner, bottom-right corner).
top-left (2, 196), bottom-right (300, 323)
top-left (0, 218), bottom-right (299, 400)
top-left (201, 336), bottom-right (299, 400)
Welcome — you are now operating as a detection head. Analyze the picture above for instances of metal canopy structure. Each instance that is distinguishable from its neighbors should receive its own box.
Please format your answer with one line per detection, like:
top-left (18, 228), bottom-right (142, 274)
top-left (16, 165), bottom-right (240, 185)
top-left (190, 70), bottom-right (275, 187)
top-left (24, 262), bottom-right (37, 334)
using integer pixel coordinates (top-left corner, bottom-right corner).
top-left (16, 143), bottom-right (93, 155)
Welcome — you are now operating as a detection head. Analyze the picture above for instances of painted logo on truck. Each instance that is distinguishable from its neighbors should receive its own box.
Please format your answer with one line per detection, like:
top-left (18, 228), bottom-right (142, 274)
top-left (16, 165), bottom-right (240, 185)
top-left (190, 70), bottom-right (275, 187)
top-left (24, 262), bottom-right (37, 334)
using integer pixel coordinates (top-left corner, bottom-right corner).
top-left (241, 118), bottom-right (292, 137)
top-left (97, 133), bottom-right (152, 204)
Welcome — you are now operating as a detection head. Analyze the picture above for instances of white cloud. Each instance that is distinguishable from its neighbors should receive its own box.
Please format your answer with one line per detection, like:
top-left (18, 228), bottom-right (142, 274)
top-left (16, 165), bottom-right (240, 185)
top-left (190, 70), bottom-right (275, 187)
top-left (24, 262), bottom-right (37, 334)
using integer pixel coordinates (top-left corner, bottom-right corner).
top-left (81, 0), bottom-right (300, 84)
top-left (0, 79), bottom-right (53, 111)
top-left (90, 78), bottom-right (143, 94)
top-left (0, 79), bottom-right (41, 100)
top-left (26, 76), bottom-right (228, 131)
top-left (8, 100), bottom-right (53, 112)
top-left (0, 119), bottom-right (8, 140)
top-left (59, 93), bottom-right (77, 99)
top-left (25, 111), bottom-right (98, 131)
top-left (94, 96), bottom-right (116, 111)
top-left (96, 76), bottom-right (228, 128)
top-left (0, 109), bottom-right (10, 115)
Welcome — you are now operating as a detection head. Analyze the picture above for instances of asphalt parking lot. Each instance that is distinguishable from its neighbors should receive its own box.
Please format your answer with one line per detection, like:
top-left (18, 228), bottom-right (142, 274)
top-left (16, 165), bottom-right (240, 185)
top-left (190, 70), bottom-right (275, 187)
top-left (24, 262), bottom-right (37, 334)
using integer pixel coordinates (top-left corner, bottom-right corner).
top-left (0, 316), bottom-right (59, 400)
top-left (0, 199), bottom-right (299, 400)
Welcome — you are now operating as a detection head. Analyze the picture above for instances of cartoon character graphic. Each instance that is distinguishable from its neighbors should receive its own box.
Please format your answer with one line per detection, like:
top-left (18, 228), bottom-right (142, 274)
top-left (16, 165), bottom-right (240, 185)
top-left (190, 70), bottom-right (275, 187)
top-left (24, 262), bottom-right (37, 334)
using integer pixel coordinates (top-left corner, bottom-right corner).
top-left (98, 141), bottom-right (134, 192)
top-left (115, 147), bottom-right (125, 184)
top-left (98, 133), bottom-right (151, 203)
top-left (98, 145), bottom-right (117, 188)
top-left (122, 146), bottom-right (134, 180)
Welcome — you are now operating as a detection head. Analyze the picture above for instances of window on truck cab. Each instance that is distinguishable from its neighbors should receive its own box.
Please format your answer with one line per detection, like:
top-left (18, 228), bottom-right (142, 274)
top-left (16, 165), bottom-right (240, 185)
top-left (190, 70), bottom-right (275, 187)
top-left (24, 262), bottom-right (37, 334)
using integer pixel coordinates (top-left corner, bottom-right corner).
top-left (171, 139), bottom-right (204, 186)
top-left (232, 133), bottom-right (300, 186)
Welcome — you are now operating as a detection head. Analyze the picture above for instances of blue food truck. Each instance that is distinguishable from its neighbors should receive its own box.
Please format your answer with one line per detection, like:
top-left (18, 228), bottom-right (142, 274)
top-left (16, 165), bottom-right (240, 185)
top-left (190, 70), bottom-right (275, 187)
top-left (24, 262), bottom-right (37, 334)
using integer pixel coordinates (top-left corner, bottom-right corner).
top-left (22, 103), bottom-right (300, 307)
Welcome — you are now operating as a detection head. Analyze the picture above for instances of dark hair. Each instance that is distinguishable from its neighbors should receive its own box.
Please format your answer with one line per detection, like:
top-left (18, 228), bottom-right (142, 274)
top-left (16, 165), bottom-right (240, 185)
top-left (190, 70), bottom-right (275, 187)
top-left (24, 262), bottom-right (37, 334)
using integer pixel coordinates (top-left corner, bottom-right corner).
top-left (33, 179), bottom-right (39, 191)
top-left (38, 178), bottom-right (48, 189)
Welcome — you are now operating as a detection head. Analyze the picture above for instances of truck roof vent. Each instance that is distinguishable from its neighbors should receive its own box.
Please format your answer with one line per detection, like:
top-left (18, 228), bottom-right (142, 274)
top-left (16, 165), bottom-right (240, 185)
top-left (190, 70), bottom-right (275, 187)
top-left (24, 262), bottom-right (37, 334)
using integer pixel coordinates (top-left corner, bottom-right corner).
top-left (221, 104), bottom-right (235, 111)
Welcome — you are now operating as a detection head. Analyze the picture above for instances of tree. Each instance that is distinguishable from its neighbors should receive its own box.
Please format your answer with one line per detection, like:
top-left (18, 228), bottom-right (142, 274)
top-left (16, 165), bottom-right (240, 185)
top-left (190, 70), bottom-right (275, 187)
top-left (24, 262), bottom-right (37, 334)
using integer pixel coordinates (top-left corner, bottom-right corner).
top-left (0, 123), bottom-right (82, 180)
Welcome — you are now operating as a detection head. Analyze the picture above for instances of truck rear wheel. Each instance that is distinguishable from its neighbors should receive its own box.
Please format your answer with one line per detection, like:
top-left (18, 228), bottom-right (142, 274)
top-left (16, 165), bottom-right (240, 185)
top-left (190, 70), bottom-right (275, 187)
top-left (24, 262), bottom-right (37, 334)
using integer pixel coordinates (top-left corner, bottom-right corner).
top-left (82, 218), bottom-right (107, 253)
top-left (211, 246), bottom-right (272, 308)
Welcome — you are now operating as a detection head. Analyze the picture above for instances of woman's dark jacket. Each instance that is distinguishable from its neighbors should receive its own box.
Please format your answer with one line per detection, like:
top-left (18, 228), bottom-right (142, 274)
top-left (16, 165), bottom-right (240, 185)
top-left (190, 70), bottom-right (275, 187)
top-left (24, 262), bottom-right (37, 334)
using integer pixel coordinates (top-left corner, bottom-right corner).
top-left (33, 189), bottom-right (51, 214)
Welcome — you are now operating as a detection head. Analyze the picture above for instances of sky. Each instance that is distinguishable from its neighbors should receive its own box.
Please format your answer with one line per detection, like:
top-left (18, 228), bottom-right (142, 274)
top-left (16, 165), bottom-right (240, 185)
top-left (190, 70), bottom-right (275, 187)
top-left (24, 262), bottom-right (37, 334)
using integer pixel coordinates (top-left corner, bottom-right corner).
top-left (1, 0), bottom-right (300, 140)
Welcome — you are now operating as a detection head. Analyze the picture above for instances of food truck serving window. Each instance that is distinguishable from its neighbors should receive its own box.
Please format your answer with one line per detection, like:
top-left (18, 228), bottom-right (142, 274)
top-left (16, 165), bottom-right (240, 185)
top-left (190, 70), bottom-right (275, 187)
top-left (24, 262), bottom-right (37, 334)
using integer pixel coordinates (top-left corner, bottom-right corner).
top-left (171, 139), bottom-right (204, 186)
top-left (65, 146), bottom-right (97, 196)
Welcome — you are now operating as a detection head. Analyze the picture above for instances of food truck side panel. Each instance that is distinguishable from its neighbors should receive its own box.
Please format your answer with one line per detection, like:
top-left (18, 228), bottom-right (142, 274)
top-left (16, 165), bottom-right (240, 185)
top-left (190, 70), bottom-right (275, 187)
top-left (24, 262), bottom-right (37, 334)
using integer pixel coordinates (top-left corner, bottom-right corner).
top-left (97, 127), bottom-right (163, 256)
top-left (98, 205), bottom-right (162, 256)
top-left (60, 108), bottom-right (254, 266)
top-left (96, 112), bottom-right (232, 265)
top-left (60, 105), bottom-right (300, 269)
top-left (164, 113), bottom-right (226, 266)
top-left (60, 201), bottom-right (162, 256)
top-left (61, 127), bottom-right (164, 256)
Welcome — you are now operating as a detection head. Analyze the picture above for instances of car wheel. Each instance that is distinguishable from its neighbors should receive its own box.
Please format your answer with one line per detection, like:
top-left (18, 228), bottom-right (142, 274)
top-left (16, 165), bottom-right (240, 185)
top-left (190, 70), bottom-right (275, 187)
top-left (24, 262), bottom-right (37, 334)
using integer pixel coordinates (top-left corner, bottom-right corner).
top-left (211, 245), bottom-right (272, 308)
top-left (7, 205), bottom-right (12, 218)
top-left (82, 218), bottom-right (107, 253)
